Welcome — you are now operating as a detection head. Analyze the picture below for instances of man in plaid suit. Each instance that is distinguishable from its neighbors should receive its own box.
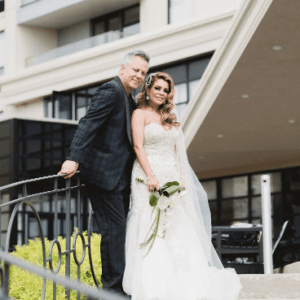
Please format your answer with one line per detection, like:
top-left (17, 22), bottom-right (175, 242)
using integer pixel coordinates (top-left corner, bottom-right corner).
top-left (58, 50), bottom-right (149, 295)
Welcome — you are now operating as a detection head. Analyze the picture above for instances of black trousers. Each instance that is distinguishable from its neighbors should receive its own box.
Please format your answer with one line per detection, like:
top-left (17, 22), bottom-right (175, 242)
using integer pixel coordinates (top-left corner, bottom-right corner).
top-left (85, 158), bottom-right (132, 292)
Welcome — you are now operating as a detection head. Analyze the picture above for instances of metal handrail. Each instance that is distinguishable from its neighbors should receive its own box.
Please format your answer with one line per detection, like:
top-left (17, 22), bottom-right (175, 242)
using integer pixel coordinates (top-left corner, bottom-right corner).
top-left (0, 172), bottom-right (113, 299)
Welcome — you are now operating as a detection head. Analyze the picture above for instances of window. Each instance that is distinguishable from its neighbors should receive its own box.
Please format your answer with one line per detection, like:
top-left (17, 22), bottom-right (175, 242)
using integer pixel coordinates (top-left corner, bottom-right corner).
top-left (151, 54), bottom-right (212, 120)
top-left (0, 0), bottom-right (4, 13)
top-left (202, 170), bottom-right (287, 240)
top-left (44, 85), bottom-right (101, 120)
top-left (0, 31), bottom-right (4, 76)
top-left (0, 111), bottom-right (4, 120)
top-left (44, 55), bottom-right (212, 121)
top-left (168, 0), bottom-right (193, 24)
top-left (92, 5), bottom-right (140, 39)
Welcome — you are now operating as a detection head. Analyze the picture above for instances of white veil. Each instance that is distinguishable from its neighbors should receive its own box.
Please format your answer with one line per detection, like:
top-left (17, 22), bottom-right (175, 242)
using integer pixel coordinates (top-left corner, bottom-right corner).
top-left (175, 127), bottom-right (224, 269)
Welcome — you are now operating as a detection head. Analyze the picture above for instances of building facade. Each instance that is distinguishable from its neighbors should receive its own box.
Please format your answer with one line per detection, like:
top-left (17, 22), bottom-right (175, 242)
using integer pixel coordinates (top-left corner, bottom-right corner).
top-left (1, 0), bottom-right (300, 243)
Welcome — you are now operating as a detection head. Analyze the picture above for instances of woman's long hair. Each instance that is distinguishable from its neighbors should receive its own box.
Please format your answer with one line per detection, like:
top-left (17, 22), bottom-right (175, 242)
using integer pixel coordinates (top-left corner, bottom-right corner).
top-left (136, 72), bottom-right (180, 128)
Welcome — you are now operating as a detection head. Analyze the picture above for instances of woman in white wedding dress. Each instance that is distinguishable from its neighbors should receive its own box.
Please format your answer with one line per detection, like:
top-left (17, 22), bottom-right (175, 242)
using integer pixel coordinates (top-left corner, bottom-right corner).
top-left (123, 72), bottom-right (242, 300)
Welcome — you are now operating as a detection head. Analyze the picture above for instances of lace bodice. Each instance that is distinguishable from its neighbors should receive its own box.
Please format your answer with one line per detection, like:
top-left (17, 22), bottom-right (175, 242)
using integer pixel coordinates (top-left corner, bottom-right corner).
top-left (143, 123), bottom-right (179, 163)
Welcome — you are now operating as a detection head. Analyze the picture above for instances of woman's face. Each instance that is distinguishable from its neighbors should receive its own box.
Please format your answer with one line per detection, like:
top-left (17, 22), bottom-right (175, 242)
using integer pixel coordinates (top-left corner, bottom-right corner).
top-left (148, 79), bottom-right (169, 107)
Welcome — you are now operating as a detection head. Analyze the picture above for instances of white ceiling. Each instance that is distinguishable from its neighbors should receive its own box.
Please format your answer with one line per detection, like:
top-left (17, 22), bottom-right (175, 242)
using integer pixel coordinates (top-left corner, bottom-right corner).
top-left (187, 0), bottom-right (300, 179)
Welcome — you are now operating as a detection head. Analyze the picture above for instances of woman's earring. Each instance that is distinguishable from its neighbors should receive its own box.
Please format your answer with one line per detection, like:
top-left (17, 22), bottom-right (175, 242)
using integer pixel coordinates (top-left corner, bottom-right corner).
top-left (146, 95), bottom-right (149, 101)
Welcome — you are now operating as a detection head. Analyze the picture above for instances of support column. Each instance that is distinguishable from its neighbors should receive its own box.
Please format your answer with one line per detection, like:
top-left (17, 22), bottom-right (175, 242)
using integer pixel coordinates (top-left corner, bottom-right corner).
top-left (140, 0), bottom-right (168, 33)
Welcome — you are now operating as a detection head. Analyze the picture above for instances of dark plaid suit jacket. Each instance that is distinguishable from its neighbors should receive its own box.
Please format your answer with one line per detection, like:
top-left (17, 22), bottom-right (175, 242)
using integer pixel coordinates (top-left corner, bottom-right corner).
top-left (67, 76), bottom-right (136, 190)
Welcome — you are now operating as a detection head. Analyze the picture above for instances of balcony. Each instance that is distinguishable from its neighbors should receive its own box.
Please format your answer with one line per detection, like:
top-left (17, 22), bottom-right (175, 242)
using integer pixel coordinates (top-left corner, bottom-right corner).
top-left (26, 31), bottom-right (123, 66)
top-left (21, 0), bottom-right (42, 6)
top-left (17, 0), bottom-right (139, 29)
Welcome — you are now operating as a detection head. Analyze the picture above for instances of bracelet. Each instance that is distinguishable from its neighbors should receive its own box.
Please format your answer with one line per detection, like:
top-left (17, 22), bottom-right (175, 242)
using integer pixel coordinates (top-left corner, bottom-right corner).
top-left (146, 174), bottom-right (155, 180)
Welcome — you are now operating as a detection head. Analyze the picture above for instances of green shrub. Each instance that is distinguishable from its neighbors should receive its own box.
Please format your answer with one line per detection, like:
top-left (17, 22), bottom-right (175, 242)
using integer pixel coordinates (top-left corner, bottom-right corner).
top-left (8, 230), bottom-right (102, 300)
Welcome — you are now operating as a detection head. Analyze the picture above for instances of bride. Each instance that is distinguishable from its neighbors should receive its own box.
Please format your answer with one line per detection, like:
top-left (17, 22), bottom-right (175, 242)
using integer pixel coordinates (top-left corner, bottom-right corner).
top-left (123, 72), bottom-right (242, 300)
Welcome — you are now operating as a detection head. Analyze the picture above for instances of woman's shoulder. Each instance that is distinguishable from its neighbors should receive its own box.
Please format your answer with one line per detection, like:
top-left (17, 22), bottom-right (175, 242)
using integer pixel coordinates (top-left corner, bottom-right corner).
top-left (133, 108), bottom-right (150, 117)
top-left (132, 108), bottom-right (148, 123)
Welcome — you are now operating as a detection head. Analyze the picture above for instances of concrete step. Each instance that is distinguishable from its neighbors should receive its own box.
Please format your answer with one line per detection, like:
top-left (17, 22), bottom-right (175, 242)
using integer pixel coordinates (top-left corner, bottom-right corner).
top-left (274, 262), bottom-right (300, 274)
top-left (238, 273), bottom-right (300, 299)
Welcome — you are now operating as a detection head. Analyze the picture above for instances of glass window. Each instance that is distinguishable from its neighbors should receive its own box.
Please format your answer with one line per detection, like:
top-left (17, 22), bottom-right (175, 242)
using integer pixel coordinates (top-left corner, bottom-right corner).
top-left (44, 97), bottom-right (52, 118)
top-left (222, 176), bottom-right (248, 198)
top-left (202, 180), bottom-right (217, 200)
top-left (221, 198), bottom-right (248, 221)
top-left (0, 111), bottom-right (4, 120)
top-left (92, 5), bottom-right (139, 40)
top-left (77, 107), bottom-right (86, 120)
top-left (0, 0), bottom-right (4, 13)
top-left (151, 55), bottom-right (212, 120)
top-left (209, 201), bottom-right (218, 223)
top-left (173, 83), bottom-right (187, 104)
top-left (286, 169), bottom-right (300, 191)
top-left (124, 6), bottom-right (139, 25)
top-left (108, 16), bottom-right (119, 31)
top-left (53, 93), bottom-right (72, 120)
top-left (251, 172), bottom-right (281, 195)
top-left (94, 21), bottom-right (105, 36)
top-left (169, 0), bottom-right (193, 24)
top-left (189, 58), bottom-right (210, 80)
top-left (88, 87), bottom-right (99, 95)
top-left (189, 79), bottom-right (200, 99)
top-left (163, 64), bottom-right (187, 84)
top-left (174, 103), bottom-right (187, 121)
top-left (123, 23), bottom-right (140, 38)
top-left (77, 96), bottom-right (86, 107)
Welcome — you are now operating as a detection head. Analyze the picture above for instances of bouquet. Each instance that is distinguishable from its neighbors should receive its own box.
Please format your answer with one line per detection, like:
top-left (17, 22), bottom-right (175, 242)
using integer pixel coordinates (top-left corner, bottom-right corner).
top-left (136, 177), bottom-right (186, 256)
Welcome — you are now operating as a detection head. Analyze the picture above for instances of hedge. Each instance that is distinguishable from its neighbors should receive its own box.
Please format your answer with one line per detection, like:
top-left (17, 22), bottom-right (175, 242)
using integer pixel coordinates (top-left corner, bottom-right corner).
top-left (7, 230), bottom-right (102, 300)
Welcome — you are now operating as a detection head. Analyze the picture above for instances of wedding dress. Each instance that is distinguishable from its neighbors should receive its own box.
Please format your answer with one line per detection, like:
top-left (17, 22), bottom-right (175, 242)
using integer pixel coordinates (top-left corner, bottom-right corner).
top-left (123, 123), bottom-right (242, 300)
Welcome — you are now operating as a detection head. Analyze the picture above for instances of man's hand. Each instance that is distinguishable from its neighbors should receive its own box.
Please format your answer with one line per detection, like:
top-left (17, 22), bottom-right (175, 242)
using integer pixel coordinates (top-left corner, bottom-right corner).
top-left (58, 160), bottom-right (79, 179)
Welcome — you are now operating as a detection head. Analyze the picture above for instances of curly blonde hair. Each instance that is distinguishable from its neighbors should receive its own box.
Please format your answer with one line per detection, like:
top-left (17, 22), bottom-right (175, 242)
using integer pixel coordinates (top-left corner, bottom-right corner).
top-left (136, 72), bottom-right (180, 128)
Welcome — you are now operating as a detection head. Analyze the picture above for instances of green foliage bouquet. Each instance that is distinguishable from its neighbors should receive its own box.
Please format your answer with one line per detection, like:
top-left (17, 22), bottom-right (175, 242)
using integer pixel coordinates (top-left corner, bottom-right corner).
top-left (136, 178), bottom-right (186, 256)
top-left (7, 230), bottom-right (102, 300)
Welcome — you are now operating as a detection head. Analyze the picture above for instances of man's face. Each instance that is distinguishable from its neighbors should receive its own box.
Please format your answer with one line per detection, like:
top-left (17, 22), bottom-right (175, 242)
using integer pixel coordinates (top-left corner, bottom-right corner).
top-left (120, 56), bottom-right (148, 93)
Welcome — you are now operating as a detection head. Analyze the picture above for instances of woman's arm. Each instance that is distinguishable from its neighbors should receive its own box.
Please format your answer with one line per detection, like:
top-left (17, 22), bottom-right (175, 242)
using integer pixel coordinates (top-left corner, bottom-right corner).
top-left (132, 109), bottom-right (160, 192)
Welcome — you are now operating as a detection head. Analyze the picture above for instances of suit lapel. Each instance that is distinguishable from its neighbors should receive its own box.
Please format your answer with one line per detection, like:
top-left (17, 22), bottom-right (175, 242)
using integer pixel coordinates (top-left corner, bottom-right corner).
top-left (114, 76), bottom-right (133, 146)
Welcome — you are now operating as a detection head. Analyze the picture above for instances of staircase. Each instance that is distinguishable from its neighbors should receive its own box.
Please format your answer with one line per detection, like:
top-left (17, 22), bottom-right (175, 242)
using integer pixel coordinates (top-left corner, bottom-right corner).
top-left (239, 262), bottom-right (300, 299)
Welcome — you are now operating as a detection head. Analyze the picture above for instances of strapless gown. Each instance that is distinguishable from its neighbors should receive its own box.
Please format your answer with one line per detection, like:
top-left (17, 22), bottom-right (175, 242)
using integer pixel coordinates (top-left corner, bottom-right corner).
top-left (123, 123), bottom-right (242, 300)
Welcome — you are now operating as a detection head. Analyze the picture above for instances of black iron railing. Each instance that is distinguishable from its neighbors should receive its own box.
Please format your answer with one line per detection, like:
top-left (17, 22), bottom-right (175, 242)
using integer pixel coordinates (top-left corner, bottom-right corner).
top-left (0, 173), bottom-right (127, 300)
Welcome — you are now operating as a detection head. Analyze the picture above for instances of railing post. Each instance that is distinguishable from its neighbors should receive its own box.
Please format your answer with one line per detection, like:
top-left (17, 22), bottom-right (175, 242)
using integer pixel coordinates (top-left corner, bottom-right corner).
top-left (65, 178), bottom-right (71, 299)
top-left (77, 175), bottom-right (81, 300)
top-left (23, 184), bottom-right (28, 245)
top-left (261, 175), bottom-right (273, 274)
top-left (53, 177), bottom-right (59, 300)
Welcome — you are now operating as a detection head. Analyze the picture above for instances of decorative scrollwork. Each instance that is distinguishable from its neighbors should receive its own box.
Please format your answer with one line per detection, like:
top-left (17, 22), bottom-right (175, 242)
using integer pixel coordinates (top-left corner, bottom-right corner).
top-left (72, 232), bottom-right (86, 266)
top-left (87, 209), bottom-right (100, 288)
top-left (48, 239), bottom-right (62, 274)
top-left (5, 201), bottom-right (47, 300)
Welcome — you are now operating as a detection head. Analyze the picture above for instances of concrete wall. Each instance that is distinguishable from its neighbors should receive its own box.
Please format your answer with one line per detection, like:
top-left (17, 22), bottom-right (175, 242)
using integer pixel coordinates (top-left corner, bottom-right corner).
top-left (6, 99), bottom-right (44, 119)
top-left (140, 0), bottom-right (168, 33)
top-left (168, 0), bottom-right (242, 24)
top-left (3, 0), bottom-right (58, 74)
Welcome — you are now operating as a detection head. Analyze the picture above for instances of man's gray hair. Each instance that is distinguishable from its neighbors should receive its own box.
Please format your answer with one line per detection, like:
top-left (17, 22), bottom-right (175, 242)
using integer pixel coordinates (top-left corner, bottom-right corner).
top-left (122, 50), bottom-right (150, 67)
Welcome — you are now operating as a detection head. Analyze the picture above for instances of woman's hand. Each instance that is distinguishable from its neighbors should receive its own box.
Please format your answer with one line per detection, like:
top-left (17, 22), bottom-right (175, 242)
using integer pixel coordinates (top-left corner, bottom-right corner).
top-left (147, 176), bottom-right (160, 193)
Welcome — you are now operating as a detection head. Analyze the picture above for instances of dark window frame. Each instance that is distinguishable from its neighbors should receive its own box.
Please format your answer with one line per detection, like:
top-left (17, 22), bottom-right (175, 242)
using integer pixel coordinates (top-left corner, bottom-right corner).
top-left (0, 0), bottom-right (4, 13)
top-left (44, 54), bottom-right (213, 121)
top-left (149, 53), bottom-right (213, 114)
top-left (202, 165), bottom-right (300, 241)
top-left (91, 4), bottom-right (140, 37)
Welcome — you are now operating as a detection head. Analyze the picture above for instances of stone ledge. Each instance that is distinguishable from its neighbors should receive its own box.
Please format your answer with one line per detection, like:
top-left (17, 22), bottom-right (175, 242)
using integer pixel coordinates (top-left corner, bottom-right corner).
top-left (239, 274), bottom-right (300, 299)
top-left (274, 262), bottom-right (300, 274)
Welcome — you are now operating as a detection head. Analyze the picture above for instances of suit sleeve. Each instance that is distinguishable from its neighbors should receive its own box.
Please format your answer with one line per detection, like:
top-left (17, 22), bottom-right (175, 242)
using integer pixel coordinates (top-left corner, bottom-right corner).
top-left (66, 83), bottom-right (117, 164)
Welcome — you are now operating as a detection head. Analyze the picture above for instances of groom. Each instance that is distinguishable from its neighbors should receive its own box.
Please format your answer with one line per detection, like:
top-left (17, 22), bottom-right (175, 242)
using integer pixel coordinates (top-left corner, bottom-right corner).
top-left (58, 50), bottom-right (149, 294)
